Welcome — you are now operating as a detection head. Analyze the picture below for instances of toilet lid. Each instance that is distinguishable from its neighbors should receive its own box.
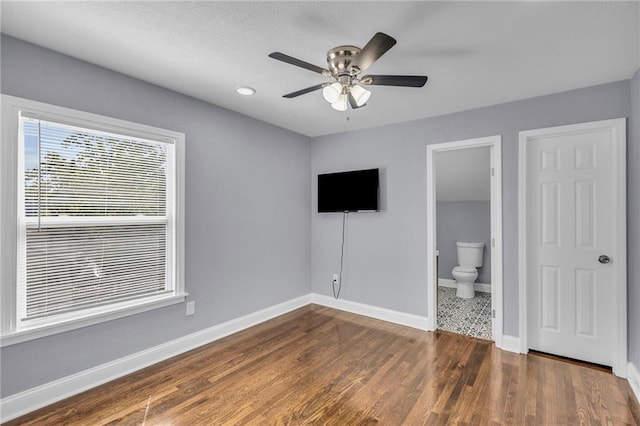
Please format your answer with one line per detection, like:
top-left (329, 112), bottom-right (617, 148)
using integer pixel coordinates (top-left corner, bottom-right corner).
top-left (453, 266), bottom-right (477, 273)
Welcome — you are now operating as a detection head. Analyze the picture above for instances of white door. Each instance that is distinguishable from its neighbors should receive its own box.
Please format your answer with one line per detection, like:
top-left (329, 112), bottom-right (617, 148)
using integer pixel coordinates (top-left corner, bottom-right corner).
top-left (524, 120), bottom-right (624, 366)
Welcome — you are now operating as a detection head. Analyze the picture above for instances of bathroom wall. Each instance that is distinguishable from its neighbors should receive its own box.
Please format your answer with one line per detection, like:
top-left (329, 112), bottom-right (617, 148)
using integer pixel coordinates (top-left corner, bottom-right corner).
top-left (434, 146), bottom-right (491, 286)
top-left (436, 201), bottom-right (491, 284)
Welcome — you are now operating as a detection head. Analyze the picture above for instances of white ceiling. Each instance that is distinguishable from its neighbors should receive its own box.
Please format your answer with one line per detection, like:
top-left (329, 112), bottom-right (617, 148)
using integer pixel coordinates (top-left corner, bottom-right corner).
top-left (1, 2), bottom-right (638, 137)
top-left (436, 147), bottom-right (490, 202)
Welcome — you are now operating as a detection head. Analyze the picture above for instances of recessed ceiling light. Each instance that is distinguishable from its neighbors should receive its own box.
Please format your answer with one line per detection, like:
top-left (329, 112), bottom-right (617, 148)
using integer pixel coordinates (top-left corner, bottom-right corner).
top-left (236, 86), bottom-right (256, 96)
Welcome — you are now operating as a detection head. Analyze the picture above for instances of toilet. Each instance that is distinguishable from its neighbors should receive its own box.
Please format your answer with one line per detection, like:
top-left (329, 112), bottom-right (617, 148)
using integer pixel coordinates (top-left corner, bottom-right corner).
top-left (451, 242), bottom-right (485, 298)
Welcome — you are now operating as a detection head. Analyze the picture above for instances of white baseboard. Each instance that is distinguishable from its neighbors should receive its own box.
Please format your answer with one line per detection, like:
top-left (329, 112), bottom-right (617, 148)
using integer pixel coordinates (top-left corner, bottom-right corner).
top-left (0, 294), bottom-right (311, 423)
top-left (498, 335), bottom-right (522, 354)
top-left (310, 293), bottom-right (429, 331)
top-left (438, 278), bottom-right (491, 293)
top-left (628, 362), bottom-right (640, 405)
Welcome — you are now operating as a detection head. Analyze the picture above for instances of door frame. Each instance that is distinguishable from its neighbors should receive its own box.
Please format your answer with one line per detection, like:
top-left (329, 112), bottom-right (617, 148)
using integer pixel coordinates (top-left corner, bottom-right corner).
top-left (518, 118), bottom-right (627, 377)
top-left (426, 135), bottom-right (503, 346)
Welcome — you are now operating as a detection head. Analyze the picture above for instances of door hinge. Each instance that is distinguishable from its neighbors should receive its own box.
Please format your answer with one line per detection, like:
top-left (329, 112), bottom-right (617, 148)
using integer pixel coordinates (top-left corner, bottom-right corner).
top-left (492, 309), bottom-right (496, 319)
top-left (491, 238), bottom-right (495, 247)
top-left (491, 167), bottom-right (495, 177)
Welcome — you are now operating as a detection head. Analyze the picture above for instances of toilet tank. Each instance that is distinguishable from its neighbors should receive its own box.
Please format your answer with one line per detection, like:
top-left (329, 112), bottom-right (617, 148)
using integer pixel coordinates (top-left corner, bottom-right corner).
top-left (456, 242), bottom-right (485, 267)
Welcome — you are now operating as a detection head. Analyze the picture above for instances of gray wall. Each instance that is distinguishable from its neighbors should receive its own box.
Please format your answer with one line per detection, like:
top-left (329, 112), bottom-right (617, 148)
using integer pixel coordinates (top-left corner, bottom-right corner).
top-left (0, 36), bottom-right (311, 397)
top-left (1, 35), bottom-right (638, 400)
top-left (311, 79), bottom-right (631, 336)
top-left (436, 201), bottom-right (491, 284)
top-left (629, 68), bottom-right (640, 369)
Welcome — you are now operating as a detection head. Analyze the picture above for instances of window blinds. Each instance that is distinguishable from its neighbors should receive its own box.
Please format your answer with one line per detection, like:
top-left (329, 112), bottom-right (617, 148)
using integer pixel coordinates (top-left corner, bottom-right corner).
top-left (19, 115), bottom-right (172, 323)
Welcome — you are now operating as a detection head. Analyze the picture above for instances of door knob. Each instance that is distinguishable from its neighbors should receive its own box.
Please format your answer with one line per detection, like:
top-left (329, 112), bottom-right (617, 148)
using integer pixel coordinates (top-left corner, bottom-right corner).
top-left (598, 255), bottom-right (611, 264)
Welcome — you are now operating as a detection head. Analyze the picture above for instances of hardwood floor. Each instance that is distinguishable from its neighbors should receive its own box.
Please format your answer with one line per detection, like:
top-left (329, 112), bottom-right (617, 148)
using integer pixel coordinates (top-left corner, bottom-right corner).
top-left (6, 305), bottom-right (640, 425)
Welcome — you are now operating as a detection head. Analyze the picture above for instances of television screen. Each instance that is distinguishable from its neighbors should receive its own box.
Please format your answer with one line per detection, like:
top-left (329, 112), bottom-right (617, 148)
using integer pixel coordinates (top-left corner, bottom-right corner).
top-left (318, 168), bottom-right (379, 213)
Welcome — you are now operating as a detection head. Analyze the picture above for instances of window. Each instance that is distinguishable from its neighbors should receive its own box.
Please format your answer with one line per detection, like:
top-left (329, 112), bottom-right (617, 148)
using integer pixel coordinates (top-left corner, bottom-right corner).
top-left (1, 96), bottom-right (185, 345)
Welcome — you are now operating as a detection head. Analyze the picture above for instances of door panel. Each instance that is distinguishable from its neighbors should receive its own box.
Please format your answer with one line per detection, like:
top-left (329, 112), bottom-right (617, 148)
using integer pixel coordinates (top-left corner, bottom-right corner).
top-left (540, 265), bottom-right (559, 331)
top-left (540, 183), bottom-right (559, 247)
top-left (575, 181), bottom-right (595, 248)
top-left (575, 268), bottom-right (595, 337)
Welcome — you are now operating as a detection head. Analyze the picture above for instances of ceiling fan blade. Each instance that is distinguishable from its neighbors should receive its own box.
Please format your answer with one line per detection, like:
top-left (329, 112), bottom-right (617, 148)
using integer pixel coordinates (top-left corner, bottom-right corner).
top-left (351, 32), bottom-right (397, 73)
top-left (269, 52), bottom-right (330, 75)
top-left (283, 83), bottom-right (328, 98)
top-left (360, 75), bottom-right (428, 87)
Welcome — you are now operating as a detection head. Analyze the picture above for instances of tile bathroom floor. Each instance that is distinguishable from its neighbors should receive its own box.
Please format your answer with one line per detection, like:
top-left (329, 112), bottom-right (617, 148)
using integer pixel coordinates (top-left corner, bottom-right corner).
top-left (437, 286), bottom-right (492, 340)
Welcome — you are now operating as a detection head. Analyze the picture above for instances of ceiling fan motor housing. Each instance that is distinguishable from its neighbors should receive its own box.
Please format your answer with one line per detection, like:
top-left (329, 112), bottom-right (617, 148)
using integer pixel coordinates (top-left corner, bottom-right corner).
top-left (327, 46), bottom-right (362, 76)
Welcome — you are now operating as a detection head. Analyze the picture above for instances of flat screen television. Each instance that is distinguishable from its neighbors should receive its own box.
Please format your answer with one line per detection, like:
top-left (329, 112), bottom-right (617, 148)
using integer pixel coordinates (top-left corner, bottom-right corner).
top-left (318, 168), bottom-right (379, 213)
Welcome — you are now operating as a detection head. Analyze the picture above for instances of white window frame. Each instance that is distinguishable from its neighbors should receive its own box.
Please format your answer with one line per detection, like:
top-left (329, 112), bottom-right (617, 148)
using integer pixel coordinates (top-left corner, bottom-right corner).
top-left (1, 95), bottom-right (186, 347)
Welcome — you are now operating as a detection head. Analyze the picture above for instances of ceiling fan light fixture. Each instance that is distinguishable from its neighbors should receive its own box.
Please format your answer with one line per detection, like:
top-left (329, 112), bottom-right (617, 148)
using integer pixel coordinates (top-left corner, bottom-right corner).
top-left (350, 84), bottom-right (371, 107)
top-left (322, 82), bottom-right (343, 103)
top-left (331, 94), bottom-right (348, 111)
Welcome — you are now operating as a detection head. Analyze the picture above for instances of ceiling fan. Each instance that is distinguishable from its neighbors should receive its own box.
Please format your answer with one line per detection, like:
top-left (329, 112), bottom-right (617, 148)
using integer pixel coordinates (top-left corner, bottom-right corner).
top-left (268, 32), bottom-right (428, 111)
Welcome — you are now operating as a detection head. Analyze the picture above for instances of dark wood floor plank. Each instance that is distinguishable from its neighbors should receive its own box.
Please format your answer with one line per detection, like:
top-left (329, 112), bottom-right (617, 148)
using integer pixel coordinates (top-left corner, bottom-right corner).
top-left (5, 304), bottom-right (640, 425)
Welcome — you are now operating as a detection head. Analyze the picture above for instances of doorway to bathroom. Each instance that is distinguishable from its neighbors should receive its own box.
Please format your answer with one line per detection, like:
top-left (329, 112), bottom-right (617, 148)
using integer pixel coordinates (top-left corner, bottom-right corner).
top-left (426, 136), bottom-right (503, 345)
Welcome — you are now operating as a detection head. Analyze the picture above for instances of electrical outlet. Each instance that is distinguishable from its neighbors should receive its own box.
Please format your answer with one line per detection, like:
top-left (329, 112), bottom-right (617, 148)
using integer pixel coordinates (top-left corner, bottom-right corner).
top-left (332, 274), bottom-right (339, 285)
top-left (186, 301), bottom-right (195, 316)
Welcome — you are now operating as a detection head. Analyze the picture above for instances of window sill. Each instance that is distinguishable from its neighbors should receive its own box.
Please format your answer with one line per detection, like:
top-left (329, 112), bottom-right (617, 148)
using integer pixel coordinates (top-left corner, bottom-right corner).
top-left (0, 293), bottom-right (188, 347)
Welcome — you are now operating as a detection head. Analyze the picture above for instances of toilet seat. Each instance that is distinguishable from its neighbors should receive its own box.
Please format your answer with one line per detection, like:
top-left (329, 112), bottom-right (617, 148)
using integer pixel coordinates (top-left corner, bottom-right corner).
top-left (452, 266), bottom-right (477, 274)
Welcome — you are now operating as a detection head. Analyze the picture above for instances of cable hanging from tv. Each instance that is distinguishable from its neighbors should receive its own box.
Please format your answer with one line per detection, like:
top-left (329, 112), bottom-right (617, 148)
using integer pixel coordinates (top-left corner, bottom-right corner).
top-left (333, 212), bottom-right (347, 299)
